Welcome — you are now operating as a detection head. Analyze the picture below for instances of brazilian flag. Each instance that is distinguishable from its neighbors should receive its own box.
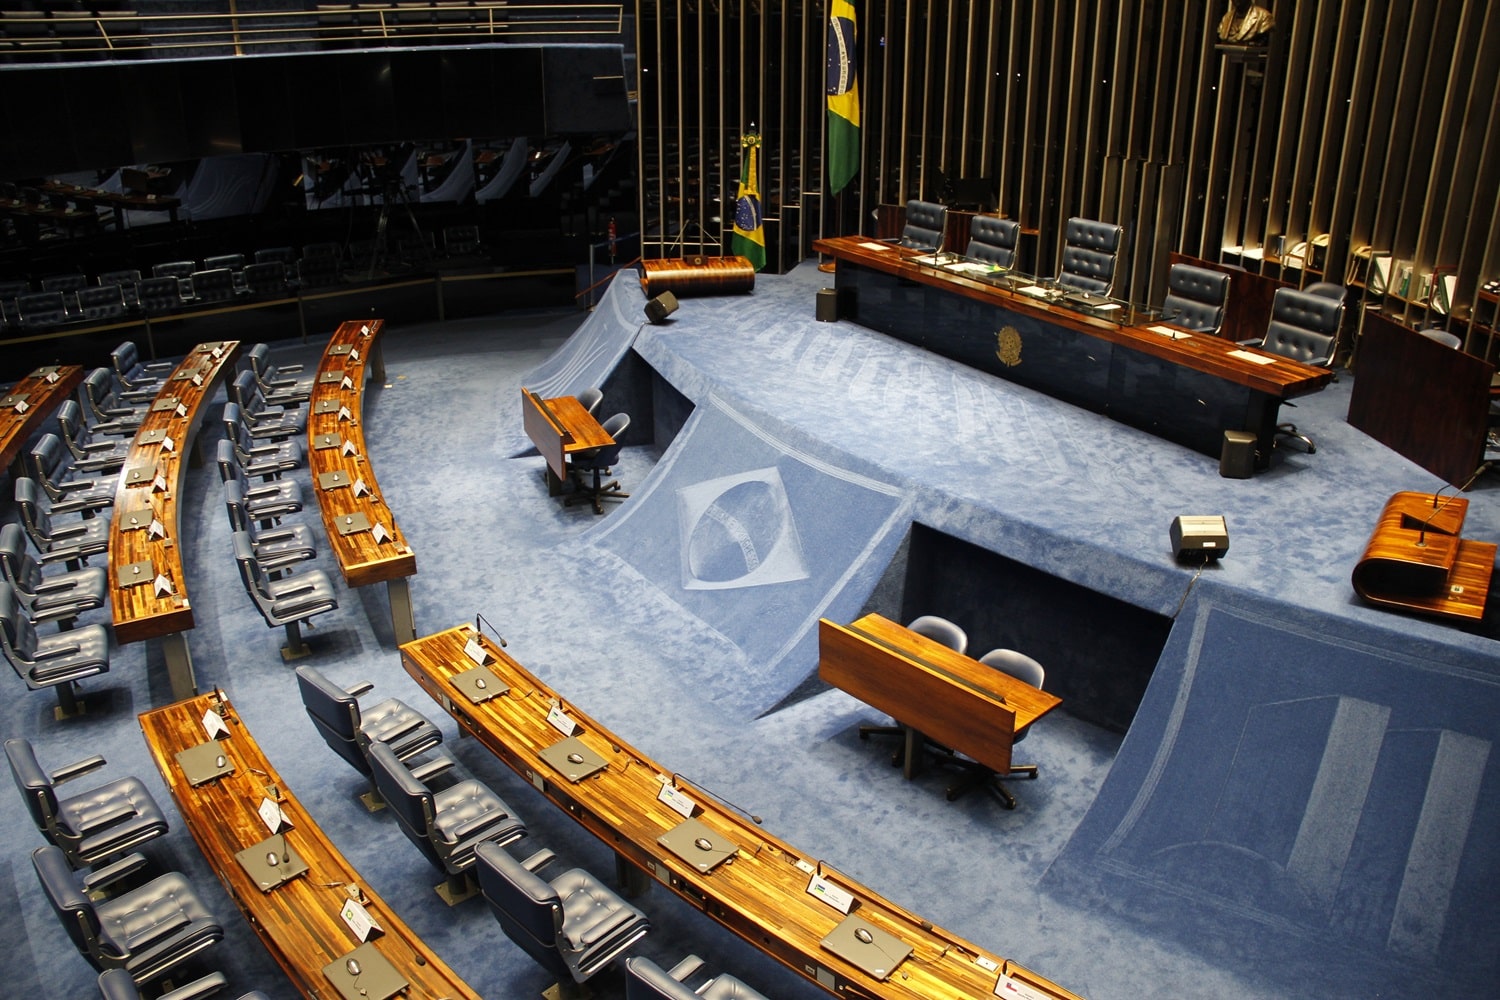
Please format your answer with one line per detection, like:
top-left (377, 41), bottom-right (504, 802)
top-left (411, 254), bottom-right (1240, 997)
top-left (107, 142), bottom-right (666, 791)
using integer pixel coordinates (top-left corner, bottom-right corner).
top-left (827, 0), bottom-right (860, 193)
top-left (731, 131), bottom-right (766, 272)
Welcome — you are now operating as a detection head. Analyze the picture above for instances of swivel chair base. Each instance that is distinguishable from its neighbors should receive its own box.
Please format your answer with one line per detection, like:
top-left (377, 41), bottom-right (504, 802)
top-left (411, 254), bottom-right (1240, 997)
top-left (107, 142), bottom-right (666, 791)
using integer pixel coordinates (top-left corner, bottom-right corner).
top-left (565, 468), bottom-right (630, 515)
top-left (1276, 423), bottom-right (1316, 454)
top-left (942, 758), bottom-right (1038, 810)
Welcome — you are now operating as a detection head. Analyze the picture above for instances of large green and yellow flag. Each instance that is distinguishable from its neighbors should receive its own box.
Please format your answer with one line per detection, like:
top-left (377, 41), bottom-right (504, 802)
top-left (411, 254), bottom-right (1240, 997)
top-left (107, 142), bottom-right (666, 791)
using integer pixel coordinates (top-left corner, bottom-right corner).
top-left (826, 0), bottom-right (860, 193)
top-left (731, 130), bottom-right (766, 272)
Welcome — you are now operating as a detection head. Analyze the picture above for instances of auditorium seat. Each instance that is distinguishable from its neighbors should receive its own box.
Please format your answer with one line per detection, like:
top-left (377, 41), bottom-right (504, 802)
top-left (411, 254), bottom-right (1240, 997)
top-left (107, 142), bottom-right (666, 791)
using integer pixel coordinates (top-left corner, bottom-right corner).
top-left (55, 400), bottom-right (130, 472)
top-left (240, 260), bottom-right (288, 298)
top-left (222, 402), bottom-right (304, 479)
top-left (0, 580), bottom-right (111, 717)
top-left (96, 270), bottom-right (140, 309)
top-left (187, 267), bottom-right (237, 303)
top-left (15, 290), bottom-right (69, 330)
top-left (74, 284), bottom-right (126, 322)
top-left (231, 530), bottom-right (339, 661)
top-left (1249, 286), bottom-right (1343, 452)
top-left (939, 648), bottom-right (1046, 809)
top-left (15, 476), bottom-right (109, 571)
top-left (222, 478), bottom-right (318, 576)
top-left (625, 955), bottom-right (772, 1000)
top-left (0, 522), bottom-right (107, 631)
top-left (134, 275), bottom-right (183, 315)
top-left (27, 434), bottom-right (114, 518)
top-left (215, 439), bottom-right (303, 523)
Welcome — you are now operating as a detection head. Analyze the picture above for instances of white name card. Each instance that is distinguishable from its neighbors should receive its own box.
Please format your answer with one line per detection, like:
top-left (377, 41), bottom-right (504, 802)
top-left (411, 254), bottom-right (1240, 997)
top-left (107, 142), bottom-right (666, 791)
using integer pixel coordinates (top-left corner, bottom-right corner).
top-left (13, 399), bottom-right (28, 414)
top-left (656, 781), bottom-right (696, 819)
top-left (463, 636), bottom-right (488, 666)
top-left (341, 440), bottom-right (357, 457)
top-left (45, 371), bottom-right (59, 384)
top-left (175, 402), bottom-right (188, 417)
top-left (371, 522), bottom-right (391, 544)
top-left (994, 973), bottom-right (1051, 1000)
top-left (148, 518), bottom-right (166, 540)
top-left (161, 434), bottom-right (175, 452)
top-left (360, 324), bottom-right (370, 336)
top-left (350, 348), bottom-right (360, 361)
top-left (339, 897), bottom-right (379, 942)
top-left (192, 372), bottom-right (204, 387)
top-left (258, 796), bottom-right (288, 833)
top-left (546, 702), bottom-right (577, 737)
top-left (337, 406), bottom-right (352, 422)
top-left (341, 375), bottom-right (354, 390)
top-left (352, 478), bottom-right (369, 498)
top-left (201, 707), bottom-right (230, 738)
top-left (152, 473), bottom-right (168, 493)
top-left (153, 574), bottom-right (174, 598)
top-left (806, 873), bottom-right (854, 914)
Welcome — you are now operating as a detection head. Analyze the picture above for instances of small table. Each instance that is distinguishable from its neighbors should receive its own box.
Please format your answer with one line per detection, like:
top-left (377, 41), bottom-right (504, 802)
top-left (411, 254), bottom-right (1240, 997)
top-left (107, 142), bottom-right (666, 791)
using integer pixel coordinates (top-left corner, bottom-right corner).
top-left (520, 387), bottom-right (614, 495)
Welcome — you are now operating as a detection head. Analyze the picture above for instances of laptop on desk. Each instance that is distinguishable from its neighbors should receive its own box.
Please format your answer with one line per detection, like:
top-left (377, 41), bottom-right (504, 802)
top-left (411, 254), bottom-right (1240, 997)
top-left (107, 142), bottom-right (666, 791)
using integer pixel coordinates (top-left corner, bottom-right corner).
top-left (819, 914), bottom-right (912, 981)
top-left (658, 817), bottom-right (739, 874)
top-left (539, 736), bottom-right (607, 783)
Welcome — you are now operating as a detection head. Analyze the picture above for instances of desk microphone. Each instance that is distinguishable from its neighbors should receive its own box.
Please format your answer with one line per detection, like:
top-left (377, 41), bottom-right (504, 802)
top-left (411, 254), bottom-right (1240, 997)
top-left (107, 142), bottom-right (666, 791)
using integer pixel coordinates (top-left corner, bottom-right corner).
top-left (475, 612), bottom-right (507, 647)
top-left (671, 772), bottom-right (762, 825)
top-left (1416, 462), bottom-right (1490, 547)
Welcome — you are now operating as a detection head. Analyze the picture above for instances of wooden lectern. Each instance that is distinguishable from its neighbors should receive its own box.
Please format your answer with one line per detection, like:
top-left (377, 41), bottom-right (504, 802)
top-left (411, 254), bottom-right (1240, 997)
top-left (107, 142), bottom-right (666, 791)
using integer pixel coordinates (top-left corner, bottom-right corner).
top-left (1351, 491), bottom-right (1496, 622)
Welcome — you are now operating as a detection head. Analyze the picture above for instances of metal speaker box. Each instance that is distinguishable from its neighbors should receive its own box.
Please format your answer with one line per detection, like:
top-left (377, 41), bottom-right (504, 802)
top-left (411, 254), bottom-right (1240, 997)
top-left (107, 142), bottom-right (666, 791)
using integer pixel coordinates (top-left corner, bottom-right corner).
top-left (1171, 515), bottom-right (1229, 562)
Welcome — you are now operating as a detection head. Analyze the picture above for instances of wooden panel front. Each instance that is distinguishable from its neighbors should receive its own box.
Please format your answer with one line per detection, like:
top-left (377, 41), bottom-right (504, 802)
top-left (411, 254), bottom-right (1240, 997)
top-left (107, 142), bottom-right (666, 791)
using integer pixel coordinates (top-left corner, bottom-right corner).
top-left (0, 363), bottom-right (84, 470)
top-left (109, 342), bottom-right (240, 645)
top-left (819, 615), bottom-right (1062, 776)
top-left (400, 625), bottom-right (1084, 1000)
top-left (521, 389), bottom-right (614, 483)
top-left (139, 694), bottom-right (477, 999)
top-left (308, 319), bottom-right (417, 590)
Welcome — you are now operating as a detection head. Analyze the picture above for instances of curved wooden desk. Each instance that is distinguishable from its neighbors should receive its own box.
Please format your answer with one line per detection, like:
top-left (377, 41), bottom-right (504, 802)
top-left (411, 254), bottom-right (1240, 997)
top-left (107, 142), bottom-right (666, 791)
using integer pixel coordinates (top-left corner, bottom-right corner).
top-left (109, 341), bottom-right (240, 700)
top-left (0, 363), bottom-right (84, 477)
top-left (639, 255), bottom-right (756, 298)
top-left (1352, 491), bottom-right (1495, 622)
top-left (401, 624), bottom-right (1082, 1000)
top-left (308, 319), bottom-right (418, 643)
top-left (139, 693), bottom-right (478, 1000)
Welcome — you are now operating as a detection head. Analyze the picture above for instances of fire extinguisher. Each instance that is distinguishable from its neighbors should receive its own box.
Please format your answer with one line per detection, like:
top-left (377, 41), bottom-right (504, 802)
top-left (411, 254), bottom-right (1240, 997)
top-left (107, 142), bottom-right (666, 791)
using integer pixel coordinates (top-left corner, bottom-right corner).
top-left (607, 217), bottom-right (618, 263)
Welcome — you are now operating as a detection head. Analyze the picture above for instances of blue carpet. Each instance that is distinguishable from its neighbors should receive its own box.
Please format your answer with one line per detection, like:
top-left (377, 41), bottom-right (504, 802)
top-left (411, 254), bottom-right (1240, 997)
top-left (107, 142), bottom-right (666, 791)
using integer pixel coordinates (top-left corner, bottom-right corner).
top-left (2, 267), bottom-right (1497, 1000)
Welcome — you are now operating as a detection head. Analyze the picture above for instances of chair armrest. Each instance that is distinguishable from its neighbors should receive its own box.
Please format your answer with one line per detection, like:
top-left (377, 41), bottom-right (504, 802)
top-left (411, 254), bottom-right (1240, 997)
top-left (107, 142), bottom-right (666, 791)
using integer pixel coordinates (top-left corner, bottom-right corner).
top-left (346, 680), bottom-right (375, 698)
top-left (274, 362), bottom-right (305, 375)
top-left (520, 848), bottom-right (556, 873)
top-left (51, 754), bottom-right (107, 783)
top-left (408, 756), bottom-right (455, 784)
top-left (56, 478), bottom-right (99, 493)
top-left (34, 641), bottom-right (82, 660)
top-left (36, 577), bottom-right (79, 594)
top-left (276, 581), bottom-right (316, 598)
top-left (126, 916), bottom-right (221, 968)
top-left (243, 485), bottom-right (283, 502)
top-left (81, 440), bottom-right (117, 453)
top-left (449, 811), bottom-right (512, 843)
top-left (666, 955), bottom-right (705, 982)
top-left (81, 851), bottom-right (148, 893)
top-left (49, 522), bottom-right (89, 540)
top-left (254, 527), bottom-right (299, 543)
top-left (80, 802), bottom-right (138, 834)
top-left (159, 972), bottom-right (230, 1000)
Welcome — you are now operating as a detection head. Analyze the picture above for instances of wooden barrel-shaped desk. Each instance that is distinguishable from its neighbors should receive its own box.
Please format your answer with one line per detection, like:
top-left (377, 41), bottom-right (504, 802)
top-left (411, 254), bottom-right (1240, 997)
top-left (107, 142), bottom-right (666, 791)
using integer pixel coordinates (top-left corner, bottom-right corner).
top-left (640, 255), bottom-right (756, 298)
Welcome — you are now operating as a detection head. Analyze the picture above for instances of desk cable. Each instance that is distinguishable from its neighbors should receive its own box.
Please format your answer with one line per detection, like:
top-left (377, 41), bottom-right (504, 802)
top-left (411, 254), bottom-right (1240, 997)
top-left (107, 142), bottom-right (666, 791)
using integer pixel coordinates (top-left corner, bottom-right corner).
top-left (1171, 561), bottom-right (1208, 620)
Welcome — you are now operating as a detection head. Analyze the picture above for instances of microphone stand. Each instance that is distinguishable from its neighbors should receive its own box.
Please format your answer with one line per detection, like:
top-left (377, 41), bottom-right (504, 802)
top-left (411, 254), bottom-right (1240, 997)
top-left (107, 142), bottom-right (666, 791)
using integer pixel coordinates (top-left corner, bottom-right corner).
top-left (1416, 463), bottom-right (1490, 547)
top-left (474, 612), bottom-right (507, 647)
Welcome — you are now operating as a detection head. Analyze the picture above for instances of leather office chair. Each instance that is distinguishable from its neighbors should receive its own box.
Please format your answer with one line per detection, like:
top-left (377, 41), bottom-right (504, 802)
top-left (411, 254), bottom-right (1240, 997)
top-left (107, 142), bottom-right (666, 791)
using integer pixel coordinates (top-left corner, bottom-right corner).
top-left (203, 252), bottom-right (245, 272)
top-left (1056, 217), bottom-right (1124, 296)
top-left (16, 290), bottom-right (70, 330)
top-left (41, 272), bottom-right (88, 295)
top-left (1419, 327), bottom-right (1462, 350)
top-left (295, 663), bottom-right (444, 811)
top-left (216, 439), bottom-right (303, 523)
top-left (188, 268), bottom-right (237, 304)
top-left (223, 479), bottom-right (318, 575)
top-left (232, 531), bottom-right (338, 661)
top-left (367, 740), bottom-right (528, 904)
top-left (98, 969), bottom-right (270, 1000)
top-left (96, 271), bottom-right (142, 310)
top-left (76, 285), bottom-right (127, 323)
top-left (15, 476), bottom-right (110, 570)
top-left (6, 737), bottom-right (168, 867)
top-left (575, 385), bottom-right (604, 415)
top-left (899, 199), bottom-right (948, 251)
top-left (56, 401), bottom-right (131, 472)
top-left (109, 342), bottom-right (172, 397)
top-left (965, 216), bottom-right (1020, 268)
top-left (1304, 281), bottom-right (1346, 301)
top-left (625, 955), bottom-right (771, 1000)
top-left (222, 402), bottom-right (304, 479)
top-left (1250, 287), bottom-right (1342, 453)
top-left (0, 522), bottom-right (107, 630)
top-left (939, 648), bottom-right (1045, 809)
top-left (241, 261), bottom-right (289, 299)
top-left (566, 412), bottom-right (630, 515)
top-left (134, 275), bottom-right (185, 316)
top-left (32, 844), bottom-right (223, 987)
top-left (1161, 262), bottom-right (1231, 336)
top-left (475, 840), bottom-right (650, 998)
top-left (153, 260), bottom-right (196, 280)
top-left (0, 580), bottom-right (111, 717)
top-left (859, 615), bottom-right (969, 759)
top-left (244, 342), bottom-right (314, 407)
top-left (230, 370), bottom-right (307, 440)
top-left (28, 434), bottom-right (114, 517)
top-left (80, 367), bottom-right (148, 434)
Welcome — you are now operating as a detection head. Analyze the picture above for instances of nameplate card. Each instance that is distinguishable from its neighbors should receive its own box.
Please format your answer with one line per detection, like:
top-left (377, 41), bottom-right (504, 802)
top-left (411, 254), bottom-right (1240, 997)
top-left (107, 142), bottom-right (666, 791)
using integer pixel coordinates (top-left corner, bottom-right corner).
top-left (1, 392), bottom-right (29, 408)
top-left (329, 344), bottom-right (353, 356)
top-left (546, 702), bottom-right (578, 736)
top-left (352, 478), bottom-right (369, 497)
top-left (202, 707), bottom-right (230, 739)
top-left (323, 942), bottom-right (405, 1000)
top-left (175, 402), bottom-right (187, 418)
top-left (120, 512), bottom-right (150, 532)
top-left (153, 574), bottom-right (174, 598)
top-left (341, 439), bottom-right (358, 457)
top-left (315, 399), bottom-right (341, 414)
top-left (191, 372), bottom-right (204, 388)
top-left (258, 796), bottom-right (287, 833)
top-left (360, 324), bottom-right (371, 336)
top-left (319, 370), bottom-right (344, 383)
top-left (1227, 348), bottom-right (1276, 365)
top-left (176, 740), bottom-right (234, 786)
top-left (313, 433), bottom-right (342, 450)
top-left (117, 560), bottom-right (154, 587)
top-left (148, 518), bottom-right (167, 540)
top-left (153, 472), bottom-right (169, 493)
top-left (806, 872), bottom-right (855, 913)
top-left (161, 434), bottom-right (175, 452)
top-left (656, 781), bottom-right (696, 819)
top-left (337, 406), bottom-right (353, 422)
top-left (452, 665), bottom-right (509, 704)
top-left (12, 399), bottom-right (27, 414)
top-left (337, 900), bottom-right (382, 944)
top-left (371, 522), bottom-right (392, 544)
top-left (463, 636), bottom-right (488, 665)
top-left (1148, 325), bottom-right (1191, 340)
top-left (138, 428), bottom-right (167, 445)
top-left (151, 396), bottom-right (181, 412)
top-left (994, 973), bottom-right (1053, 1000)
top-left (335, 512), bottom-right (371, 536)
top-left (340, 375), bottom-right (354, 390)
top-left (350, 348), bottom-right (360, 362)
top-left (235, 835), bottom-right (308, 892)
top-left (319, 470), bottom-right (350, 490)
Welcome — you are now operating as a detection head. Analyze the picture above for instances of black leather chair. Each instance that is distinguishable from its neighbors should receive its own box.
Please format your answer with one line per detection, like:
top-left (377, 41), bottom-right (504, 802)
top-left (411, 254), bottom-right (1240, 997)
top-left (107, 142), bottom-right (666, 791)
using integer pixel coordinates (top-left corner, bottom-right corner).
top-left (187, 268), bottom-right (236, 304)
top-left (1248, 286), bottom-right (1343, 452)
top-left (1056, 217), bottom-right (1123, 296)
top-left (295, 663), bottom-right (444, 810)
top-left (899, 199), bottom-right (948, 251)
top-left (56, 400), bottom-right (131, 472)
top-left (241, 261), bottom-right (289, 298)
top-left (28, 434), bottom-right (114, 517)
top-left (231, 531), bottom-right (338, 660)
top-left (134, 275), bottom-right (184, 316)
top-left (96, 270), bottom-right (142, 310)
top-left (33, 844), bottom-right (223, 987)
top-left (6, 737), bottom-right (168, 867)
top-left (15, 476), bottom-right (110, 570)
top-left (938, 648), bottom-right (1046, 809)
top-left (216, 439), bottom-right (303, 523)
top-left (0, 580), bottom-right (111, 717)
top-left (1161, 262), bottom-right (1231, 335)
top-left (965, 216), bottom-right (1019, 268)
top-left (566, 412), bottom-right (630, 515)
top-left (0, 522), bottom-right (107, 630)
top-left (98, 968), bottom-right (270, 1000)
top-left (367, 740), bottom-right (528, 904)
top-left (152, 260), bottom-right (196, 279)
top-left (243, 342), bottom-right (314, 407)
top-left (625, 955), bottom-right (771, 1000)
top-left (222, 479), bottom-right (318, 575)
top-left (229, 369), bottom-right (307, 440)
top-left (222, 402), bottom-right (303, 479)
top-left (15, 290), bottom-right (70, 330)
top-left (76, 285), bottom-right (127, 323)
top-left (475, 841), bottom-right (650, 997)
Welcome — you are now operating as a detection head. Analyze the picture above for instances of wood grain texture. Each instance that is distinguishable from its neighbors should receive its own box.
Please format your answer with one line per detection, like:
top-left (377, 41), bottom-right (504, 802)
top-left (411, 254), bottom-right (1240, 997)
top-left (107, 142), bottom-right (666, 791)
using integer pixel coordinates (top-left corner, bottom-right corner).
top-left (139, 694), bottom-right (478, 1000)
top-left (639, 255), bottom-right (756, 297)
top-left (521, 389), bottom-right (614, 483)
top-left (0, 363), bottom-right (84, 470)
top-left (814, 236), bottom-right (1333, 400)
top-left (109, 343), bottom-right (240, 645)
top-left (307, 320), bottom-right (416, 590)
top-left (401, 625), bottom-right (1083, 1000)
top-left (1352, 491), bottom-right (1495, 622)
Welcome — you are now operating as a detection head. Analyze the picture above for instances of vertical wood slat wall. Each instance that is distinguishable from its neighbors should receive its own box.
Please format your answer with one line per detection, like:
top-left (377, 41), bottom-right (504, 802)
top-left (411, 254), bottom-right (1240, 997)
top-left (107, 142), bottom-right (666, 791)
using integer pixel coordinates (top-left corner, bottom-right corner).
top-left (632, 1), bottom-right (1500, 357)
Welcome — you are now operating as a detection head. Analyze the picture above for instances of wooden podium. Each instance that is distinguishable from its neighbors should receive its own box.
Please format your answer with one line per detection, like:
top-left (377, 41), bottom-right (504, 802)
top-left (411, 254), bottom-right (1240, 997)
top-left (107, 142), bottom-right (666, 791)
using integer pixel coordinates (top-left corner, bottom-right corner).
top-left (1351, 491), bottom-right (1495, 622)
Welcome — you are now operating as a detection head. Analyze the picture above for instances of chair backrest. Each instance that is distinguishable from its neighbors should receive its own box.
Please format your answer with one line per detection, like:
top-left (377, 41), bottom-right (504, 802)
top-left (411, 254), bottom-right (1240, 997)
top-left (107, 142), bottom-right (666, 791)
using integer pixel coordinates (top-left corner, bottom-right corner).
top-left (231, 530), bottom-right (274, 606)
top-left (0, 579), bottom-right (41, 659)
top-left (136, 276), bottom-right (183, 314)
top-left (32, 843), bottom-right (102, 960)
top-left (1418, 327), bottom-right (1462, 350)
top-left (1058, 217), bottom-right (1123, 295)
top-left (1161, 262), bottom-right (1230, 335)
top-left (245, 343), bottom-right (273, 382)
top-left (223, 479), bottom-right (251, 534)
top-left (153, 260), bottom-right (195, 279)
top-left (203, 253), bottom-right (244, 272)
top-left (57, 400), bottom-right (90, 456)
top-left (231, 369), bottom-right (265, 414)
top-left (625, 956), bottom-right (698, 1000)
top-left (110, 341), bottom-right (143, 380)
top-left (242, 261), bottom-right (287, 295)
top-left (17, 290), bottom-right (68, 327)
top-left (900, 199), bottom-right (947, 250)
top-left (97, 269), bottom-right (141, 291)
top-left (81, 368), bottom-right (119, 419)
top-left (216, 438), bottom-right (243, 487)
top-left (906, 614), bottom-right (968, 655)
top-left (16, 475), bottom-right (54, 540)
top-left (294, 665), bottom-right (369, 774)
top-left (580, 412), bottom-right (630, 468)
top-left (190, 268), bottom-right (236, 301)
top-left (474, 841), bottom-right (569, 982)
top-left (41, 273), bottom-right (87, 293)
top-left (0, 523), bottom-right (40, 595)
top-left (965, 216), bottom-right (1019, 268)
top-left (76, 285), bottom-right (125, 321)
top-left (977, 648), bottom-right (1045, 689)
top-left (255, 246), bottom-right (296, 266)
top-left (576, 386), bottom-right (603, 415)
top-left (29, 433), bottom-right (68, 490)
top-left (5, 737), bottom-right (61, 841)
top-left (366, 740), bottom-right (441, 868)
top-left (1262, 287), bottom-right (1341, 367)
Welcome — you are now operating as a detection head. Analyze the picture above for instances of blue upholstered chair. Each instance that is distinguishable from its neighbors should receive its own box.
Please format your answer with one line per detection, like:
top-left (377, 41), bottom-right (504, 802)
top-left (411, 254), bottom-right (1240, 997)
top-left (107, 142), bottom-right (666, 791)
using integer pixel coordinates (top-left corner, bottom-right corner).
top-left (0, 522), bottom-right (107, 630)
top-left (222, 402), bottom-right (303, 479)
top-left (1161, 262), bottom-right (1231, 335)
top-left (28, 434), bottom-right (114, 517)
top-left (1249, 287), bottom-right (1343, 452)
top-left (231, 531), bottom-right (338, 661)
top-left (216, 439), bottom-right (303, 523)
top-left (109, 340), bottom-right (172, 394)
top-left (15, 476), bottom-right (109, 570)
top-left (244, 342), bottom-right (314, 407)
top-left (80, 367), bottom-right (147, 433)
top-left (1056, 217), bottom-right (1123, 296)
top-left (566, 412), bottom-right (630, 515)
top-left (56, 400), bottom-right (131, 471)
top-left (940, 648), bottom-right (1046, 809)
top-left (222, 479), bottom-right (318, 576)
top-left (0, 580), bottom-right (111, 717)
top-left (626, 954), bottom-right (771, 1000)
top-left (98, 968), bottom-right (269, 1000)
top-left (965, 215), bottom-right (1020, 269)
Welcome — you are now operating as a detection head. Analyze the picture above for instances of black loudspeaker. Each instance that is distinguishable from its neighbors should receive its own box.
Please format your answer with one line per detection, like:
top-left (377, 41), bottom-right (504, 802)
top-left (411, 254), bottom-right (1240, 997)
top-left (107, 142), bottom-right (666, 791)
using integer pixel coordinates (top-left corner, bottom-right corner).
top-left (1219, 430), bottom-right (1256, 479)
top-left (1170, 515), bottom-right (1230, 562)
top-left (816, 287), bottom-right (839, 322)
top-left (644, 291), bottom-right (679, 324)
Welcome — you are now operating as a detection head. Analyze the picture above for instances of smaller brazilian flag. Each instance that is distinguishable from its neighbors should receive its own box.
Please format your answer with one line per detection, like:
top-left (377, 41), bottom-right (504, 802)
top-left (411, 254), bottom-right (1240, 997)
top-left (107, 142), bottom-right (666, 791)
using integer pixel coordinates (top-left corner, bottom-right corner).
top-left (731, 130), bottom-right (766, 272)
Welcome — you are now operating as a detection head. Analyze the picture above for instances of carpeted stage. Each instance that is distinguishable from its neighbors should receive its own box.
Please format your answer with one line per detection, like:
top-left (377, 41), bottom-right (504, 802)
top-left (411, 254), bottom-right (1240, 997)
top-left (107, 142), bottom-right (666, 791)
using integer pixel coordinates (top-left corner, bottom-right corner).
top-left (3, 261), bottom-right (1498, 999)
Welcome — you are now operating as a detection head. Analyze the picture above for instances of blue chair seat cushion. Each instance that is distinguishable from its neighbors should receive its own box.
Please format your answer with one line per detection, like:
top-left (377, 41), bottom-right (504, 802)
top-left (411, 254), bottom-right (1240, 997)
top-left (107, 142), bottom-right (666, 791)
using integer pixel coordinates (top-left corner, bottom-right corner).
top-left (62, 776), bottom-right (168, 853)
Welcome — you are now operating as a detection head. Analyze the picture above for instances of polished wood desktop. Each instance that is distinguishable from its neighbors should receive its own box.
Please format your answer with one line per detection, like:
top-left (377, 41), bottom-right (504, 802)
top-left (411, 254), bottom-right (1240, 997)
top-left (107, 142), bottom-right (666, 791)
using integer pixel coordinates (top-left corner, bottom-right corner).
top-left (1352, 491), bottom-right (1495, 623)
top-left (819, 614), bottom-right (1063, 781)
top-left (814, 235), bottom-right (1334, 466)
top-left (307, 319), bottom-right (417, 643)
top-left (0, 363), bottom-right (84, 477)
top-left (139, 692), bottom-right (479, 1000)
top-left (109, 341), bottom-right (240, 700)
top-left (1346, 311), bottom-right (1495, 487)
top-left (520, 387), bottom-right (614, 494)
top-left (400, 624), bottom-right (1083, 1000)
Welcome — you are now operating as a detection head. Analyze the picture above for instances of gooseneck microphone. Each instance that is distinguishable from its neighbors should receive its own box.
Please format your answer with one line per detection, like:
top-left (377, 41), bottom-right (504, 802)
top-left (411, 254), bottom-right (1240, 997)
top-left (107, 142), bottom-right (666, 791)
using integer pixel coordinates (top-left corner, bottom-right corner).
top-left (671, 772), bottom-right (763, 825)
top-left (1416, 462), bottom-right (1491, 547)
top-left (474, 612), bottom-right (507, 647)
